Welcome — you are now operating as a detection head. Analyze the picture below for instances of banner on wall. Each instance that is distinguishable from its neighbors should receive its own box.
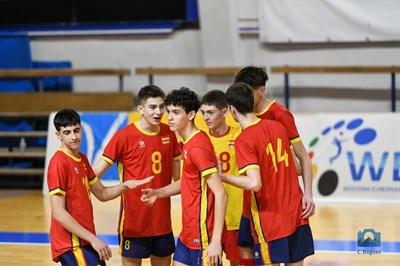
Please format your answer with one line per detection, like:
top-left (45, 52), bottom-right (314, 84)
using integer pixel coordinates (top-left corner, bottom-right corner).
top-left (43, 112), bottom-right (399, 203)
top-left (296, 113), bottom-right (399, 203)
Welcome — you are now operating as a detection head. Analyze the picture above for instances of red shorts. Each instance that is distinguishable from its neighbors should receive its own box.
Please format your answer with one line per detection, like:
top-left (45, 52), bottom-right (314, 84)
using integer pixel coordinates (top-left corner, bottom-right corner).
top-left (224, 229), bottom-right (240, 261)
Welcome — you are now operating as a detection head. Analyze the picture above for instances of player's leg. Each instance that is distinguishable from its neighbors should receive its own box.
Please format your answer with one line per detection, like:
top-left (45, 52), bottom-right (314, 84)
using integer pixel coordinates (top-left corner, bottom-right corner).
top-left (149, 232), bottom-right (175, 266)
top-left (237, 215), bottom-right (255, 266)
top-left (121, 257), bottom-right (142, 266)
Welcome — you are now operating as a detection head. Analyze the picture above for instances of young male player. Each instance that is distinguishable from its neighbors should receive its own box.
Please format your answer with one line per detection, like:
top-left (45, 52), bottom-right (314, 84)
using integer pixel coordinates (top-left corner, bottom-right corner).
top-left (141, 87), bottom-right (228, 266)
top-left (235, 67), bottom-right (315, 263)
top-left (234, 66), bottom-right (314, 217)
top-left (222, 82), bottom-right (314, 265)
top-left (200, 90), bottom-right (242, 266)
top-left (93, 85), bottom-right (181, 266)
top-left (48, 108), bottom-right (153, 265)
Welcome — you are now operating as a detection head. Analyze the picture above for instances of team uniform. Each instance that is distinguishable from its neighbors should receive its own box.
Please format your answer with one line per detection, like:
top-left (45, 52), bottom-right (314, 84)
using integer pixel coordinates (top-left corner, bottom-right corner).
top-left (205, 126), bottom-right (242, 261)
top-left (48, 148), bottom-right (104, 265)
top-left (101, 122), bottom-right (180, 258)
top-left (238, 100), bottom-right (303, 248)
top-left (173, 130), bottom-right (225, 266)
top-left (235, 119), bottom-right (314, 264)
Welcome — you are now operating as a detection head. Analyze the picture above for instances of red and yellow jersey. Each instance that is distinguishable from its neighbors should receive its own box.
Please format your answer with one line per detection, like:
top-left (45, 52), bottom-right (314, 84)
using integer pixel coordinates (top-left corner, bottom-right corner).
top-left (102, 122), bottom-right (181, 237)
top-left (205, 126), bottom-right (242, 230)
top-left (235, 119), bottom-right (308, 243)
top-left (256, 100), bottom-right (301, 145)
top-left (179, 130), bottom-right (219, 250)
top-left (47, 149), bottom-right (97, 262)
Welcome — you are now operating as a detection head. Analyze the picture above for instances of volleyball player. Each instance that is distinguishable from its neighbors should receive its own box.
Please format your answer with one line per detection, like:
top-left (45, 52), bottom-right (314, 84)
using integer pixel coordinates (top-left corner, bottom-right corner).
top-left (142, 87), bottom-right (227, 266)
top-left (48, 108), bottom-right (153, 265)
top-left (222, 82), bottom-right (314, 265)
top-left (93, 85), bottom-right (181, 266)
top-left (200, 90), bottom-right (242, 266)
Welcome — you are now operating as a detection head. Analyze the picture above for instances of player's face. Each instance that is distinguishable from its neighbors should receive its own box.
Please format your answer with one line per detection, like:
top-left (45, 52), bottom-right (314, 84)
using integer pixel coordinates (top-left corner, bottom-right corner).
top-left (200, 104), bottom-right (226, 131)
top-left (138, 97), bottom-right (165, 127)
top-left (55, 124), bottom-right (82, 155)
top-left (166, 105), bottom-right (189, 132)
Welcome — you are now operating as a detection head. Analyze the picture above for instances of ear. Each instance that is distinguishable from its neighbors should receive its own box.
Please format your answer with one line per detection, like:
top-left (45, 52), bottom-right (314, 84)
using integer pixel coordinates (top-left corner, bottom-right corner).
top-left (137, 104), bottom-right (144, 115)
top-left (258, 86), bottom-right (266, 95)
top-left (55, 131), bottom-right (62, 141)
top-left (187, 110), bottom-right (196, 121)
top-left (221, 107), bottom-right (228, 118)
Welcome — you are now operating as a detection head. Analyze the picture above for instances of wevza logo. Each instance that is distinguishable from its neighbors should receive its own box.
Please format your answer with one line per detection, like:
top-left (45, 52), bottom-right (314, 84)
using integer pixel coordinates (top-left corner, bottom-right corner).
top-left (308, 117), bottom-right (400, 196)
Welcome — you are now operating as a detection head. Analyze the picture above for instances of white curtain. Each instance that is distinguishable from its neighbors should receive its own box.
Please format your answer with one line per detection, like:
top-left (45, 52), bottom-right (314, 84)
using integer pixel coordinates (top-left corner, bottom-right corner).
top-left (258, 0), bottom-right (400, 43)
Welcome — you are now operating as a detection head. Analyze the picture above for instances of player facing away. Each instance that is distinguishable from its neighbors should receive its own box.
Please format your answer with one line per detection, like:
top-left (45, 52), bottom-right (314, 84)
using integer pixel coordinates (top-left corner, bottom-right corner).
top-left (200, 90), bottom-right (242, 266)
top-left (141, 87), bottom-right (228, 266)
top-left (221, 83), bottom-right (315, 266)
top-left (234, 67), bottom-right (315, 263)
top-left (93, 85), bottom-right (181, 266)
top-left (234, 66), bottom-right (314, 217)
top-left (48, 108), bottom-right (153, 266)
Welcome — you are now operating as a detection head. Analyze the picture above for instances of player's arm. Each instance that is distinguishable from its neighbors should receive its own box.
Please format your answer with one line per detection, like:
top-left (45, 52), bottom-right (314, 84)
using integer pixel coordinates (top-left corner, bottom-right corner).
top-left (204, 172), bottom-right (227, 265)
top-left (172, 159), bottom-right (180, 181)
top-left (220, 167), bottom-right (262, 192)
top-left (292, 149), bottom-right (303, 176)
top-left (141, 180), bottom-right (181, 207)
top-left (292, 141), bottom-right (315, 218)
top-left (50, 193), bottom-right (112, 261)
top-left (92, 159), bottom-right (112, 179)
top-left (90, 176), bottom-right (154, 202)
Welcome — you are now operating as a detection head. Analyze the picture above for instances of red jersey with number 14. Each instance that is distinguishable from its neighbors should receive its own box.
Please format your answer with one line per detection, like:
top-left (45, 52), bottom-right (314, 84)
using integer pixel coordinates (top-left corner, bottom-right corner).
top-left (235, 119), bottom-right (308, 243)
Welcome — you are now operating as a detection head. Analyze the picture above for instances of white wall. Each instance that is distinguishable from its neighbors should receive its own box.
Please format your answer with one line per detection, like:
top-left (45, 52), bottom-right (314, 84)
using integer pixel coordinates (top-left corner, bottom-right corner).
top-left (29, 0), bottom-right (400, 112)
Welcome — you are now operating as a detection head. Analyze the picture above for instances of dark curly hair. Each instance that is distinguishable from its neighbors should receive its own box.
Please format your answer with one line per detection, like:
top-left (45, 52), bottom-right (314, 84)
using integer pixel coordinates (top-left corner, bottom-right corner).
top-left (165, 87), bottom-right (200, 114)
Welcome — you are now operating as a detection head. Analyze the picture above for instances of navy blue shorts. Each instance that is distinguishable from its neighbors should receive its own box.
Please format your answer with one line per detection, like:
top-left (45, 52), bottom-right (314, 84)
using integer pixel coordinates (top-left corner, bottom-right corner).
top-left (59, 245), bottom-right (106, 266)
top-left (237, 215), bottom-right (254, 248)
top-left (119, 232), bottom-right (175, 258)
top-left (254, 225), bottom-right (315, 265)
top-left (173, 238), bottom-right (222, 266)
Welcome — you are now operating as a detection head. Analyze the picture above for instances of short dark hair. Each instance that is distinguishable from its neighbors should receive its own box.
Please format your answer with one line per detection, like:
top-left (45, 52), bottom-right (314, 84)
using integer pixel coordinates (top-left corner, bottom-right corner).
top-left (165, 87), bottom-right (200, 114)
top-left (138, 85), bottom-right (165, 105)
top-left (226, 82), bottom-right (254, 115)
top-left (234, 66), bottom-right (268, 89)
top-left (200, 90), bottom-right (227, 110)
top-left (53, 108), bottom-right (81, 131)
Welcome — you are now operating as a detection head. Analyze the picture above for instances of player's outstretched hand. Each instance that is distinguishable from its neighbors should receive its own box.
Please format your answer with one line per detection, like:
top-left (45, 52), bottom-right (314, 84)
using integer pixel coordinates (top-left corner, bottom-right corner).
top-left (90, 236), bottom-right (112, 261)
top-left (202, 240), bottom-right (222, 265)
top-left (301, 194), bottom-right (315, 218)
top-left (141, 188), bottom-right (157, 207)
top-left (124, 176), bottom-right (154, 190)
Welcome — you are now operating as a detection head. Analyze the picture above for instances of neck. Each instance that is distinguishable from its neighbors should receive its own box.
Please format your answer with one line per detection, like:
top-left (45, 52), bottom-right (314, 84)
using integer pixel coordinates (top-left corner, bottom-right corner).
top-left (61, 146), bottom-right (79, 158)
top-left (210, 122), bottom-right (229, 136)
top-left (178, 122), bottom-right (197, 141)
top-left (238, 113), bottom-right (258, 129)
top-left (254, 97), bottom-right (271, 113)
top-left (137, 118), bottom-right (158, 133)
